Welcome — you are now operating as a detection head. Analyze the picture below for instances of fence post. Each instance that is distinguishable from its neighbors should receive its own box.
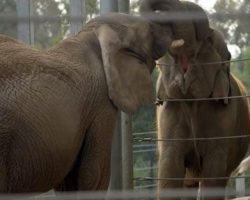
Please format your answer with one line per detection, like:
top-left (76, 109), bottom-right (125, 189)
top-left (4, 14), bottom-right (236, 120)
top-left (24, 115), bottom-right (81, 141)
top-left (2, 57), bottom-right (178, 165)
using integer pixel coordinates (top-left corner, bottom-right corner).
top-left (236, 174), bottom-right (246, 197)
top-left (100, 0), bottom-right (121, 191)
top-left (100, 0), bottom-right (118, 14)
top-left (121, 113), bottom-right (133, 190)
top-left (119, 0), bottom-right (133, 190)
top-left (17, 0), bottom-right (34, 44)
top-left (69, 0), bottom-right (85, 34)
top-left (109, 113), bottom-right (123, 190)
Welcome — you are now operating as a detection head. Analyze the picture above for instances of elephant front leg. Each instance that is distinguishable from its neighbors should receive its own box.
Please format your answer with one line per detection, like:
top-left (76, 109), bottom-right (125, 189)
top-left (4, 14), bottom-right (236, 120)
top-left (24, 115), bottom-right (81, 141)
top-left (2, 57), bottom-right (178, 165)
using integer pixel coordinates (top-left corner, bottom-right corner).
top-left (58, 108), bottom-right (117, 192)
top-left (181, 167), bottom-right (201, 200)
top-left (200, 150), bottom-right (229, 200)
top-left (158, 148), bottom-right (186, 200)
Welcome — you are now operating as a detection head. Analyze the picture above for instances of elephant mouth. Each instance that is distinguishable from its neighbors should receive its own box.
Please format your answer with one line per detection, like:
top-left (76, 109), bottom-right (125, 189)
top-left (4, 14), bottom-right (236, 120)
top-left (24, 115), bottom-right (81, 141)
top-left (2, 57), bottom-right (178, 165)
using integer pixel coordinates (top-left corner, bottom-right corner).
top-left (179, 54), bottom-right (191, 73)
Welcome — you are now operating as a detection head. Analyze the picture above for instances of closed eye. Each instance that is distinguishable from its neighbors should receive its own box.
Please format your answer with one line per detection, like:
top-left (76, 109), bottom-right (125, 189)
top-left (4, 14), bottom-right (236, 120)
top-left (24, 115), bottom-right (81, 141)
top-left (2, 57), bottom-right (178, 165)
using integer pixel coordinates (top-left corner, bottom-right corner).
top-left (124, 48), bottom-right (147, 64)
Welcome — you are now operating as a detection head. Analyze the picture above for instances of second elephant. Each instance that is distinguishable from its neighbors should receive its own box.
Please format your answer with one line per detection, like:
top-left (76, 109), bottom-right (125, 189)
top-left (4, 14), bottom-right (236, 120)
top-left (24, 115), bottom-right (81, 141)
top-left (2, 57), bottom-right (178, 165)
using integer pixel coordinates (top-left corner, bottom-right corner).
top-left (156, 29), bottom-right (250, 200)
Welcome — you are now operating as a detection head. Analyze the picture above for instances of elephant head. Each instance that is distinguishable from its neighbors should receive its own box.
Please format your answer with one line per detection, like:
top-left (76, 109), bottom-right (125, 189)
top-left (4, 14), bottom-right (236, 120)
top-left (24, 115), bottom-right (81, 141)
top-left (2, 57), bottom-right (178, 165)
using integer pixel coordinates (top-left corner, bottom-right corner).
top-left (140, 0), bottom-right (211, 56)
top-left (156, 29), bottom-right (231, 103)
top-left (86, 13), bottom-right (173, 113)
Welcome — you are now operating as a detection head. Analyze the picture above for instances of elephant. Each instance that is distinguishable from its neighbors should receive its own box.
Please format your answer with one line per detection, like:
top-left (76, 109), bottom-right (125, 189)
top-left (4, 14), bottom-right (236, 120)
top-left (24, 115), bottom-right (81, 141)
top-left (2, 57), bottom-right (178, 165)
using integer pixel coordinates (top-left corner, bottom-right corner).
top-left (156, 26), bottom-right (250, 200)
top-left (0, 13), bottom-right (177, 193)
top-left (140, 1), bottom-right (250, 199)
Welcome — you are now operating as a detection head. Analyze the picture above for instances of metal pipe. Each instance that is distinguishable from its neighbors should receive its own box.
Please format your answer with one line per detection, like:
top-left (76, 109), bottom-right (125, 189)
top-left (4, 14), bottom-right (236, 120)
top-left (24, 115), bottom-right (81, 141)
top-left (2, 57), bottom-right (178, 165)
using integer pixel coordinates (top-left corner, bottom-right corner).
top-left (17, 0), bottom-right (34, 44)
top-left (109, 113), bottom-right (123, 190)
top-left (100, 0), bottom-right (118, 14)
top-left (101, 0), bottom-right (120, 191)
top-left (121, 112), bottom-right (133, 190)
top-left (70, 0), bottom-right (85, 34)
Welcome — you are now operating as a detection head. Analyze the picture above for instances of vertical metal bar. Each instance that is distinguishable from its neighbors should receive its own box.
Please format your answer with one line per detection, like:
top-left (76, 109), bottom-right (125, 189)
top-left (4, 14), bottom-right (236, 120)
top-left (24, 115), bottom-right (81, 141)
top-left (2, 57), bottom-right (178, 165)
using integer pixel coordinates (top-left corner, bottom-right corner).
top-left (100, 0), bottom-right (118, 14)
top-left (236, 175), bottom-right (245, 197)
top-left (29, 0), bottom-right (34, 45)
top-left (121, 113), bottom-right (133, 190)
top-left (119, 0), bottom-right (133, 190)
top-left (118, 0), bottom-right (130, 13)
top-left (17, 0), bottom-right (33, 44)
top-left (109, 113), bottom-right (123, 190)
top-left (150, 151), bottom-right (154, 188)
top-left (101, 0), bottom-right (120, 191)
top-left (70, 0), bottom-right (85, 34)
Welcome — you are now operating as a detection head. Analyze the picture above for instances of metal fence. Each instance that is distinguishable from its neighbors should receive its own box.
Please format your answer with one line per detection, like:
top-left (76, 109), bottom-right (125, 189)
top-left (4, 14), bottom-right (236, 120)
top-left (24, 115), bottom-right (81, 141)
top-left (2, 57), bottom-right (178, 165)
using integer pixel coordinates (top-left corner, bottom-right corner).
top-left (14, 0), bottom-right (134, 192)
top-left (133, 131), bottom-right (249, 195)
top-left (1, 0), bottom-right (250, 199)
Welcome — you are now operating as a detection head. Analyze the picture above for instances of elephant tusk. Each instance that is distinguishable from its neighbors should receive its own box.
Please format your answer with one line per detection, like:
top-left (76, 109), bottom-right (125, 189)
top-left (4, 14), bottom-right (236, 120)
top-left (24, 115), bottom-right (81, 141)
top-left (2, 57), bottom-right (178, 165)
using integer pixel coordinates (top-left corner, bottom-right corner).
top-left (171, 39), bottom-right (185, 48)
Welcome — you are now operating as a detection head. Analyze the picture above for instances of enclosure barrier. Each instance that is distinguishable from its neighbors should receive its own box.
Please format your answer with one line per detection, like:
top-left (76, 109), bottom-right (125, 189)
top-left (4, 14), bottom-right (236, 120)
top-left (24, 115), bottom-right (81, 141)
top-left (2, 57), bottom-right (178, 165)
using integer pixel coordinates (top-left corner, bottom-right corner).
top-left (1, 0), bottom-right (250, 199)
top-left (0, 189), bottom-right (249, 200)
top-left (133, 133), bottom-right (250, 196)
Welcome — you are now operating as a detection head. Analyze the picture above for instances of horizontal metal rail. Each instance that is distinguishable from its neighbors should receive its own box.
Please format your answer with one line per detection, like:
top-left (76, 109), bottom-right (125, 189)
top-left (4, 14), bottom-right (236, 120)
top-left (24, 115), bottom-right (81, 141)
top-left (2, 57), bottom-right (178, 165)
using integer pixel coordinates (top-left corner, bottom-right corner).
top-left (157, 95), bottom-right (250, 102)
top-left (139, 11), bottom-right (250, 22)
top-left (133, 149), bottom-right (156, 154)
top-left (134, 134), bottom-right (250, 142)
top-left (135, 176), bottom-right (250, 181)
top-left (157, 58), bottom-right (250, 67)
top-left (133, 131), bottom-right (156, 136)
top-left (0, 189), bottom-right (249, 199)
top-left (134, 166), bottom-right (157, 172)
top-left (1, 12), bottom-right (250, 23)
top-left (134, 184), bottom-right (157, 189)
top-left (133, 144), bottom-right (156, 148)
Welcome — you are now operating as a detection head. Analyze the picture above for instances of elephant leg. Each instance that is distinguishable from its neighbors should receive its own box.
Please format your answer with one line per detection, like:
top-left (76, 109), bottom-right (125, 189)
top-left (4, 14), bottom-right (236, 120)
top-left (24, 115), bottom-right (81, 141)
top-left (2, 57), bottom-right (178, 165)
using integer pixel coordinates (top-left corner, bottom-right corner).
top-left (182, 174), bottom-right (200, 200)
top-left (56, 108), bottom-right (117, 192)
top-left (0, 156), bottom-right (7, 192)
top-left (157, 148), bottom-right (186, 200)
top-left (200, 151), bottom-right (228, 200)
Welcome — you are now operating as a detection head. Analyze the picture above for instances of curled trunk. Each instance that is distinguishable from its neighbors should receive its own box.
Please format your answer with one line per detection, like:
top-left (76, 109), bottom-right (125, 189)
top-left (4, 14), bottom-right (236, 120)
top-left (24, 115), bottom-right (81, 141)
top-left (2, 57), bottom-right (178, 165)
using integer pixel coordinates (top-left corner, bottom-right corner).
top-left (140, 0), bottom-right (211, 53)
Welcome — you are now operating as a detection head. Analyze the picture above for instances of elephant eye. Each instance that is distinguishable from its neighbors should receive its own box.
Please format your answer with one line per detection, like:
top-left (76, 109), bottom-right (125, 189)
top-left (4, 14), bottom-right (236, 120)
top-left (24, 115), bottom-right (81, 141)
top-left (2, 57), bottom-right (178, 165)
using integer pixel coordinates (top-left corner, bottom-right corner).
top-left (124, 48), bottom-right (147, 64)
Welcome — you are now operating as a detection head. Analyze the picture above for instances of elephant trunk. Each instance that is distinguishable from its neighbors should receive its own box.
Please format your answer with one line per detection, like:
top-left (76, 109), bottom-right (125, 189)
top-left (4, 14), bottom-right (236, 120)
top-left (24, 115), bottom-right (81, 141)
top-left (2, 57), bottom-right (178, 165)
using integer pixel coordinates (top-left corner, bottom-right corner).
top-left (150, 23), bottom-right (176, 59)
top-left (140, 0), bottom-right (211, 53)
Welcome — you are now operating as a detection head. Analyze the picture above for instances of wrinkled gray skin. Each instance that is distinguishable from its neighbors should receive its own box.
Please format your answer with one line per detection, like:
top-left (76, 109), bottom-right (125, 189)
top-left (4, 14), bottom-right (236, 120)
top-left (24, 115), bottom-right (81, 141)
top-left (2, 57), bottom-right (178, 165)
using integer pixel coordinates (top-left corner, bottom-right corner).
top-left (156, 29), bottom-right (250, 200)
top-left (0, 13), bottom-right (172, 193)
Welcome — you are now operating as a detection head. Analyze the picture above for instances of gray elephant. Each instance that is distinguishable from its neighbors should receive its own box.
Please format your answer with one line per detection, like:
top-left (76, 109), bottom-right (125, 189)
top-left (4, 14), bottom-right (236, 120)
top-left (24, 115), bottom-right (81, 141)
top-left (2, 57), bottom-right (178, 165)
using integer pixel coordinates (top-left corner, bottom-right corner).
top-left (140, 1), bottom-right (249, 199)
top-left (0, 13), bottom-right (176, 193)
top-left (156, 26), bottom-right (250, 200)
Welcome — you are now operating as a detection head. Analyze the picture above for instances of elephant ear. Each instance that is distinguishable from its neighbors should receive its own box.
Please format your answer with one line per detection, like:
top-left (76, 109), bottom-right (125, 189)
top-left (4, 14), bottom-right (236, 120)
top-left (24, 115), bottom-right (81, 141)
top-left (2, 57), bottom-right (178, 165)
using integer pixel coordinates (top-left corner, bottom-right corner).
top-left (95, 24), bottom-right (153, 113)
top-left (212, 70), bottom-right (230, 104)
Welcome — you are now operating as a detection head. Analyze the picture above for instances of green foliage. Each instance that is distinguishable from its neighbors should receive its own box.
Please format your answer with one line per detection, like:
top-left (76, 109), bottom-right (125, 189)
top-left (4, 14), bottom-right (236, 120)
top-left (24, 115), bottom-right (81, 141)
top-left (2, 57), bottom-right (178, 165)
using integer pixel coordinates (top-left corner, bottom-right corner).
top-left (86, 0), bottom-right (99, 20)
top-left (130, 0), bottom-right (140, 15)
top-left (231, 48), bottom-right (250, 93)
top-left (212, 0), bottom-right (250, 49)
top-left (0, 0), bottom-right (100, 48)
top-left (32, 0), bottom-right (69, 48)
top-left (132, 69), bottom-right (159, 133)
